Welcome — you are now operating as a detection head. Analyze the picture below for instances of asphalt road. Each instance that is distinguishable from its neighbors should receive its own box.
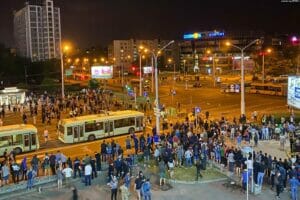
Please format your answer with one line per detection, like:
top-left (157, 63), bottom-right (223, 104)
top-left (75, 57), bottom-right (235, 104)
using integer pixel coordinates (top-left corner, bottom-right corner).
top-left (1, 77), bottom-right (290, 164)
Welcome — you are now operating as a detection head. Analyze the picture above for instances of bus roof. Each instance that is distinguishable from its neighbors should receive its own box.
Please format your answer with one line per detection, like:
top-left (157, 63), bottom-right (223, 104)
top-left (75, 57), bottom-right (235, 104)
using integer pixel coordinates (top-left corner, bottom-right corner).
top-left (251, 83), bottom-right (287, 87)
top-left (0, 124), bottom-right (37, 133)
top-left (60, 110), bottom-right (144, 125)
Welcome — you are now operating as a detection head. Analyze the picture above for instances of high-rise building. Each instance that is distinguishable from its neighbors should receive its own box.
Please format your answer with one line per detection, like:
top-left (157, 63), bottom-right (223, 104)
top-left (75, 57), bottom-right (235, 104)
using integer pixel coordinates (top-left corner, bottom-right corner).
top-left (13, 0), bottom-right (61, 61)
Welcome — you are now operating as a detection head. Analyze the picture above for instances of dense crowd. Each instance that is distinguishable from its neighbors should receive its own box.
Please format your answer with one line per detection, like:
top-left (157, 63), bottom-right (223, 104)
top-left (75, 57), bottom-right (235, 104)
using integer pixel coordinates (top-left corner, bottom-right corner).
top-left (1, 89), bottom-right (300, 199)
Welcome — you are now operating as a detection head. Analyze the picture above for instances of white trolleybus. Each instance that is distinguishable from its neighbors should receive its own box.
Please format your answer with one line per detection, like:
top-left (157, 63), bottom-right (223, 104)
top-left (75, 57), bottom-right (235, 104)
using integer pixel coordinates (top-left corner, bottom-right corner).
top-left (0, 124), bottom-right (39, 155)
top-left (58, 110), bottom-right (144, 144)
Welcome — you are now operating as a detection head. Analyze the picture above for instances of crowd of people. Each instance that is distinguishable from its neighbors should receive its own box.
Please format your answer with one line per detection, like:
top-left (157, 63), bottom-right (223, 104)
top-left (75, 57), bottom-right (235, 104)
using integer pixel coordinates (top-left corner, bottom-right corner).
top-left (1, 88), bottom-right (300, 199)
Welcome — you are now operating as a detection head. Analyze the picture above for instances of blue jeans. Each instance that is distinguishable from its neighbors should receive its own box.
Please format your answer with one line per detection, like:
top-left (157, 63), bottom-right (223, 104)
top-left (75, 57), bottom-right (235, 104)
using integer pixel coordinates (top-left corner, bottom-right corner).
top-left (185, 157), bottom-right (192, 167)
top-left (143, 194), bottom-right (151, 200)
top-left (257, 172), bottom-right (264, 186)
top-left (27, 178), bottom-right (34, 189)
top-left (85, 175), bottom-right (91, 186)
top-left (291, 187), bottom-right (298, 200)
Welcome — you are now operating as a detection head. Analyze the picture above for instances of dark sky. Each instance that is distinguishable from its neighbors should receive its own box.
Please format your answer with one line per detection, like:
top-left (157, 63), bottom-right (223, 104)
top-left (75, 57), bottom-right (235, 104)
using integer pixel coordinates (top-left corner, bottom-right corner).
top-left (0, 0), bottom-right (299, 48)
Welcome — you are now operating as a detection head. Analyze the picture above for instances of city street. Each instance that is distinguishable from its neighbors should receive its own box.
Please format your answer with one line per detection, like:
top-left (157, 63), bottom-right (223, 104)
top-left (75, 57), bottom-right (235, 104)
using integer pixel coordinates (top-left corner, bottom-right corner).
top-left (0, 76), bottom-right (289, 164)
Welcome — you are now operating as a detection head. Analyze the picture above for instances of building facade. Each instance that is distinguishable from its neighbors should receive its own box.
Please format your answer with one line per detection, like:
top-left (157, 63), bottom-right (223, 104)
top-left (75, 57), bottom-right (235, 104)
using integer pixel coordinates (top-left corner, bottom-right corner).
top-left (109, 39), bottom-right (178, 74)
top-left (14, 0), bottom-right (61, 61)
top-left (179, 31), bottom-right (264, 74)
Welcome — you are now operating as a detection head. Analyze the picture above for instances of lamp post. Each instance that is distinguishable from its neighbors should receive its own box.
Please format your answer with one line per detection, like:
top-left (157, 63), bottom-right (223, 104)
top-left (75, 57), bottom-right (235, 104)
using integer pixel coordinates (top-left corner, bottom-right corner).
top-left (261, 48), bottom-right (272, 84)
top-left (60, 45), bottom-right (70, 99)
top-left (150, 40), bottom-right (174, 135)
top-left (138, 47), bottom-right (148, 96)
top-left (206, 50), bottom-right (217, 87)
top-left (139, 54), bottom-right (142, 96)
top-left (226, 39), bottom-right (259, 116)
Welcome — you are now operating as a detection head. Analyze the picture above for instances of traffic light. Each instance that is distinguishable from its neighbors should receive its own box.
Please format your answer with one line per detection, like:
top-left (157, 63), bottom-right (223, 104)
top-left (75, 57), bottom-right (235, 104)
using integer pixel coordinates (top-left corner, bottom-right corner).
top-left (131, 66), bottom-right (136, 71)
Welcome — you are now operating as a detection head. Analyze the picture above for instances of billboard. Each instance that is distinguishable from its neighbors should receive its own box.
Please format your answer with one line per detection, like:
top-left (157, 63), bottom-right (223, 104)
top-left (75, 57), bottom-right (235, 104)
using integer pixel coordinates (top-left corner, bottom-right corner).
top-left (91, 66), bottom-right (113, 79)
top-left (232, 59), bottom-right (255, 71)
top-left (288, 76), bottom-right (300, 109)
top-left (143, 66), bottom-right (153, 74)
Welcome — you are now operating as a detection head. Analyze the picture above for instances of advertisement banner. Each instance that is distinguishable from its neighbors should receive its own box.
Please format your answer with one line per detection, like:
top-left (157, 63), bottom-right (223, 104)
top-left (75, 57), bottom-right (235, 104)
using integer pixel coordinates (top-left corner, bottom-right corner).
top-left (91, 66), bottom-right (113, 79)
top-left (143, 66), bottom-right (153, 74)
top-left (288, 76), bottom-right (300, 109)
top-left (232, 59), bottom-right (255, 71)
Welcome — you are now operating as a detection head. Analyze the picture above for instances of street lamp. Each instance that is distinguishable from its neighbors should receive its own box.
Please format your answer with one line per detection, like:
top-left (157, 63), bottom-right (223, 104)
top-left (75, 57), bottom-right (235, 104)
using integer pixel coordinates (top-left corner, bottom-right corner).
top-left (261, 48), bottom-right (272, 84)
top-left (150, 40), bottom-right (174, 135)
top-left (138, 46), bottom-right (148, 96)
top-left (60, 44), bottom-right (71, 99)
top-left (226, 39), bottom-right (259, 116)
top-left (206, 50), bottom-right (217, 87)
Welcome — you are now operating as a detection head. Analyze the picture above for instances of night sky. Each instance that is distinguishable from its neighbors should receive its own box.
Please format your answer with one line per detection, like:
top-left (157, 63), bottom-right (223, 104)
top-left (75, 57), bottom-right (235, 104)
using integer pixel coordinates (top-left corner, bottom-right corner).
top-left (0, 0), bottom-right (299, 48)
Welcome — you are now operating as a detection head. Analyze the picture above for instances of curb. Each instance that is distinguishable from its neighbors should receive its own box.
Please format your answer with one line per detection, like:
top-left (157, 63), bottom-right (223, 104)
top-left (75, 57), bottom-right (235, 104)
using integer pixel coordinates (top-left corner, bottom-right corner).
top-left (167, 177), bottom-right (228, 185)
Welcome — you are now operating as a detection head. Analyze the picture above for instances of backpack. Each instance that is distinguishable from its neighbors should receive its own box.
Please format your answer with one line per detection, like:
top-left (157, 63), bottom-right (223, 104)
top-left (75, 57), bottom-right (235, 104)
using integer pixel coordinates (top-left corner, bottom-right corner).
top-left (44, 157), bottom-right (50, 165)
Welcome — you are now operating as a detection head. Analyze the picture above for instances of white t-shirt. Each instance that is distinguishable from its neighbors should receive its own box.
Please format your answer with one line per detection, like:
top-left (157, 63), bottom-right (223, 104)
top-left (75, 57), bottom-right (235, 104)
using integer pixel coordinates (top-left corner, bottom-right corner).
top-left (245, 159), bottom-right (253, 170)
top-left (85, 164), bottom-right (92, 176)
top-left (62, 167), bottom-right (73, 178)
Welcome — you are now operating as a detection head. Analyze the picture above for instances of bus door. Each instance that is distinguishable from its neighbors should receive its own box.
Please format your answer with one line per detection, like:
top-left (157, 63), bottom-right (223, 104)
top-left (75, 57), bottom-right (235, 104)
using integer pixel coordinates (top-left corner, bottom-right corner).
top-left (136, 117), bottom-right (143, 132)
top-left (23, 132), bottom-right (38, 152)
top-left (73, 125), bottom-right (84, 143)
top-left (104, 121), bottom-right (114, 137)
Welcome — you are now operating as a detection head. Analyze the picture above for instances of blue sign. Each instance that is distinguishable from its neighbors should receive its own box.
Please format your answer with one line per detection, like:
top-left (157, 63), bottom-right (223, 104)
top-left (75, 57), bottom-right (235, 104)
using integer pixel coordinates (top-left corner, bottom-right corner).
top-left (128, 90), bottom-right (134, 97)
top-left (183, 31), bottom-right (225, 40)
top-left (295, 87), bottom-right (300, 98)
top-left (143, 91), bottom-right (148, 97)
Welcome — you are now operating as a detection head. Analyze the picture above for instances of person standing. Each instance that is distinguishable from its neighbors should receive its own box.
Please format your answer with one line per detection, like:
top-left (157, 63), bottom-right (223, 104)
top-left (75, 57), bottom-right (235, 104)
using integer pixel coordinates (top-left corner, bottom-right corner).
top-left (62, 164), bottom-right (73, 188)
top-left (274, 171), bottom-right (283, 199)
top-left (44, 128), bottom-right (49, 143)
top-left (84, 163), bottom-right (92, 186)
top-left (279, 134), bottom-right (286, 151)
top-left (195, 160), bottom-right (203, 181)
top-left (120, 180), bottom-right (130, 200)
top-left (134, 172), bottom-right (144, 200)
top-left (159, 160), bottom-right (166, 186)
top-left (56, 167), bottom-right (64, 190)
top-left (20, 156), bottom-right (27, 180)
top-left (141, 178), bottom-right (151, 200)
top-left (11, 161), bottom-right (20, 184)
top-left (108, 175), bottom-right (118, 200)
top-left (73, 157), bottom-right (81, 178)
top-left (27, 166), bottom-right (36, 190)
top-left (95, 152), bottom-right (101, 171)
top-left (289, 175), bottom-right (300, 200)
top-left (43, 153), bottom-right (50, 177)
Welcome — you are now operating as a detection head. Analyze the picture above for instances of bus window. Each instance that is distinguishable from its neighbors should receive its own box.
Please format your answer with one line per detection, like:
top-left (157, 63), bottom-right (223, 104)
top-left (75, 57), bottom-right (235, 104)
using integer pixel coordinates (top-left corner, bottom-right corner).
top-left (129, 118), bottom-right (135, 126)
top-left (31, 133), bottom-right (36, 145)
top-left (14, 134), bottom-right (23, 145)
top-left (85, 121), bottom-right (103, 132)
top-left (0, 136), bottom-right (11, 147)
top-left (67, 127), bottom-right (72, 135)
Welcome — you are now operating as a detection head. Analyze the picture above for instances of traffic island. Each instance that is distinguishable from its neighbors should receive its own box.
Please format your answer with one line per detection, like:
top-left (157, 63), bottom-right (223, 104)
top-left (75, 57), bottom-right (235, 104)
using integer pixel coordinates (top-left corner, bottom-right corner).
top-left (135, 160), bottom-right (227, 186)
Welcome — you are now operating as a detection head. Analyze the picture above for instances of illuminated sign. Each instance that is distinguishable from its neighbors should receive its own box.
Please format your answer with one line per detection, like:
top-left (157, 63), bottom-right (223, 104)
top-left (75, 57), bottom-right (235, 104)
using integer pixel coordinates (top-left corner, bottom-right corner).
top-left (91, 66), bottom-right (113, 79)
top-left (183, 31), bottom-right (225, 40)
top-left (143, 66), bottom-right (153, 74)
